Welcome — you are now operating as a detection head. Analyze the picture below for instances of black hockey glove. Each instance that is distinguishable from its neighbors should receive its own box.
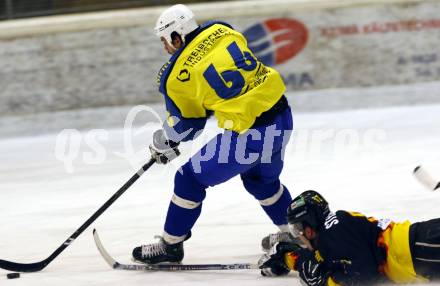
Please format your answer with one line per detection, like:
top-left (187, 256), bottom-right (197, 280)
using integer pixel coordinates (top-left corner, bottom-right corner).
top-left (296, 249), bottom-right (328, 286)
top-left (258, 242), bottom-right (302, 277)
top-left (149, 129), bottom-right (180, 164)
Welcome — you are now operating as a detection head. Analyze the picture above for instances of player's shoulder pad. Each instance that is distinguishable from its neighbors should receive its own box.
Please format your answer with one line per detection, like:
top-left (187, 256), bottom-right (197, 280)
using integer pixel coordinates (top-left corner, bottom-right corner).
top-left (343, 210), bottom-right (367, 218)
top-left (341, 210), bottom-right (379, 224)
top-left (348, 212), bottom-right (377, 222)
top-left (334, 210), bottom-right (364, 224)
top-left (336, 210), bottom-right (369, 219)
top-left (335, 210), bottom-right (354, 218)
top-left (200, 20), bottom-right (234, 31)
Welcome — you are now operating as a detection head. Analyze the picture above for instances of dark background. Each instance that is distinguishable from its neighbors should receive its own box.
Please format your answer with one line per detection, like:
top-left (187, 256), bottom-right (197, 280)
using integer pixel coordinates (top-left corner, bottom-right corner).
top-left (0, 0), bottom-right (233, 20)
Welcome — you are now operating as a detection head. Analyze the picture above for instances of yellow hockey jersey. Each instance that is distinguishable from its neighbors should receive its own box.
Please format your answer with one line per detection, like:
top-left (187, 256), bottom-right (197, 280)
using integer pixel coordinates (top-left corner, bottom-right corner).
top-left (157, 21), bottom-right (286, 140)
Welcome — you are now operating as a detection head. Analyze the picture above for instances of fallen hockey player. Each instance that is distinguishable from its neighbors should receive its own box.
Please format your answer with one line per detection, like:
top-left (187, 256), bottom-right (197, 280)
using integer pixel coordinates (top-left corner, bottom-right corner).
top-left (258, 190), bottom-right (440, 285)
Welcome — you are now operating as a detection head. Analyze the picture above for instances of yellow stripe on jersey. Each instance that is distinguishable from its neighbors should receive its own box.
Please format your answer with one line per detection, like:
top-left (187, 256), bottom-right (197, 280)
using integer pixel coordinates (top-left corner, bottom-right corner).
top-left (347, 211), bottom-right (364, 217)
top-left (284, 252), bottom-right (298, 270)
top-left (327, 277), bottom-right (341, 286)
top-left (166, 23), bottom-right (286, 133)
top-left (379, 221), bottom-right (428, 283)
top-left (347, 211), bottom-right (379, 223)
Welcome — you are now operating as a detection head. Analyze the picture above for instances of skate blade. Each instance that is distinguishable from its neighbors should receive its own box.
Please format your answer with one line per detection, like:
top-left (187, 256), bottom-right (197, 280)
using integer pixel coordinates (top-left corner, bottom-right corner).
top-left (131, 257), bottom-right (182, 265)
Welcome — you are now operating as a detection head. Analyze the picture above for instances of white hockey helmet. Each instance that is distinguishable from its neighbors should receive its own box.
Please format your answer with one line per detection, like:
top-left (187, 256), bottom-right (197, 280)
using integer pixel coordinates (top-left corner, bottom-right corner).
top-left (154, 4), bottom-right (198, 45)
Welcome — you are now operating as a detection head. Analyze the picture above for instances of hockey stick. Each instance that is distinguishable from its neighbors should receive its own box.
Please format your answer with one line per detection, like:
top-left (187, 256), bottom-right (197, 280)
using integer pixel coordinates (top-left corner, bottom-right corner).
top-left (0, 158), bottom-right (156, 272)
top-left (93, 229), bottom-right (258, 271)
top-left (413, 166), bottom-right (440, 191)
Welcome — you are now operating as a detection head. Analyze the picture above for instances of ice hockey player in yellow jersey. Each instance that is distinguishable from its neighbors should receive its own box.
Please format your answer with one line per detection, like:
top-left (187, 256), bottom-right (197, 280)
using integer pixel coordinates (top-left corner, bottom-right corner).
top-left (132, 4), bottom-right (297, 264)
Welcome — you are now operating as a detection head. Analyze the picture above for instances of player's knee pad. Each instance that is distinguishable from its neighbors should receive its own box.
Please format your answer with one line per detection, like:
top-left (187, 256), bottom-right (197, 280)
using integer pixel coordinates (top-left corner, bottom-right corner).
top-left (241, 174), bottom-right (261, 196)
top-left (241, 174), bottom-right (280, 200)
top-left (174, 163), bottom-right (207, 204)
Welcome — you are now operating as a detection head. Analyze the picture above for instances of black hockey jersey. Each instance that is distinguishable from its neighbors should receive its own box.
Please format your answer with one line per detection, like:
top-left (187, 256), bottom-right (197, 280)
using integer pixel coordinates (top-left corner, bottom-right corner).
top-left (306, 210), bottom-right (425, 285)
top-left (314, 211), bottom-right (388, 285)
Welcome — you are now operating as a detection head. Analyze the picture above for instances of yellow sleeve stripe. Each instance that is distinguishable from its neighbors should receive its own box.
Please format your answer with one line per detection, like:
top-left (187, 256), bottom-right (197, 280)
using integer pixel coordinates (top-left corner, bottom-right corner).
top-left (347, 211), bottom-right (365, 217)
top-left (327, 277), bottom-right (341, 286)
top-left (284, 252), bottom-right (298, 270)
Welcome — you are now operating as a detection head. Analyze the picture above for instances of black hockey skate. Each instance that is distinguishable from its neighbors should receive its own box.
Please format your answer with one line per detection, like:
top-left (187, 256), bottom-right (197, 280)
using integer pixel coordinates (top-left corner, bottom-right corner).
top-left (261, 231), bottom-right (306, 252)
top-left (132, 235), bottom-right (188, 264)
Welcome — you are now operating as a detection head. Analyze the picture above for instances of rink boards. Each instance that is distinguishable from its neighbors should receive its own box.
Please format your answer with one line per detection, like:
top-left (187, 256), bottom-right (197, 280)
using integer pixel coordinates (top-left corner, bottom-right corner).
top-left (0, 0), bottom-right (439, 116)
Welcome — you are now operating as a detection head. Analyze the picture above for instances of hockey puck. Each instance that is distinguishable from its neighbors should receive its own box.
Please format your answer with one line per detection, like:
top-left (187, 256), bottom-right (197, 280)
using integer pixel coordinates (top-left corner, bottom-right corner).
top-left (6, 273), bottom-right (20, 279)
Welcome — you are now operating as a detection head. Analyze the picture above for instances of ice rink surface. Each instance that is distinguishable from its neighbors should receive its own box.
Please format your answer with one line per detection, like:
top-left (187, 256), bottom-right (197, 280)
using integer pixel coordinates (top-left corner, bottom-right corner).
top-left (0, 102), bottom-right (440, 285)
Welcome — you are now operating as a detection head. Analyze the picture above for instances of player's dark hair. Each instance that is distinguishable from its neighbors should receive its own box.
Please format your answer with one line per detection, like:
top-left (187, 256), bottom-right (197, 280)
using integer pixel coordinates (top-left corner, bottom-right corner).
top-left (171, 31), bottom-right (181, 43)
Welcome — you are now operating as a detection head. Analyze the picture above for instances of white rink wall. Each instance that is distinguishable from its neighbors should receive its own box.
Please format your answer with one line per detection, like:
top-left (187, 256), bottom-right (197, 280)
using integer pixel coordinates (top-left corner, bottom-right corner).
top-left (1, 0), bottom-right (440, 118)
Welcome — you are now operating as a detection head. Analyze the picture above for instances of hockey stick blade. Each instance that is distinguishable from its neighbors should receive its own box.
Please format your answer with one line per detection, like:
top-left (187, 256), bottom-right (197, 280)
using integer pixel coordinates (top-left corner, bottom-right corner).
top-left (93, 229), bottom-right (118, 269)
top-left (413, 166), bottom-right (440, 191)
top-left (93, 229), bottom-right (258, 271)
top-left (0, 260), bottom-right (47, 273)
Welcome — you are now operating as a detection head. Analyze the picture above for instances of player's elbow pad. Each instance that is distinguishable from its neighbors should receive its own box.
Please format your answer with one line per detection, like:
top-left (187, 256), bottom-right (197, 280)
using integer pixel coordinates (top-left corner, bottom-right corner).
top-left (164, 117), bottom-right (206, 142)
